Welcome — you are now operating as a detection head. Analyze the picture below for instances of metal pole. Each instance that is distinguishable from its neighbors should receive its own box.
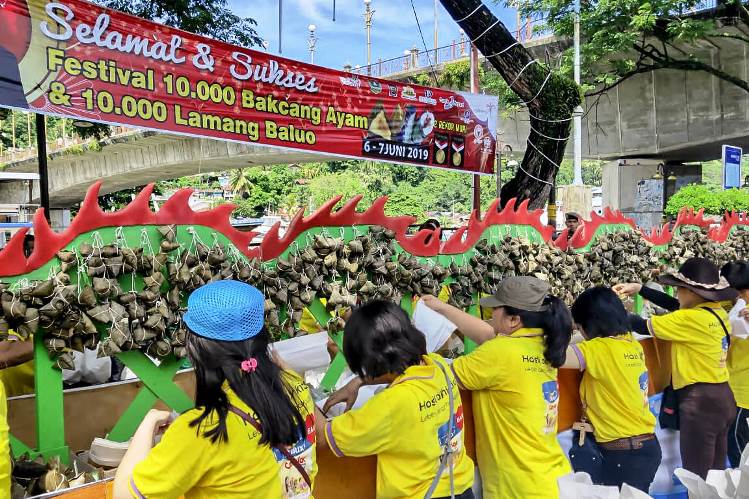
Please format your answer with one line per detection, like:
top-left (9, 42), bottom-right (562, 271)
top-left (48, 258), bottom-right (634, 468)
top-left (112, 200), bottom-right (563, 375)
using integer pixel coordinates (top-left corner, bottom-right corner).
top-left (35, 114), bottom-right (50, 223)
top-left (572, 0), bottom-right (583, 185)
top-left (470, 44), bottom-right (481, 218)
top-left (364, 0), bottom-right (374, 74)
top-left (278, 0), bottom-right (283, 54)
top-left (434, 0), bottom-right (438, 50)
top-left (496, 146), bottom-right (502, 200)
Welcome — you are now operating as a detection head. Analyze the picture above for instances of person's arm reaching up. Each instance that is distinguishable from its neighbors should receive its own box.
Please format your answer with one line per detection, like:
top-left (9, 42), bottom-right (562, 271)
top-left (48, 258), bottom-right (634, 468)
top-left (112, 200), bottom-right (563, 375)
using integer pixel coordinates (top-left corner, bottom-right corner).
top-left (421, 295), bottom-right (495, 345)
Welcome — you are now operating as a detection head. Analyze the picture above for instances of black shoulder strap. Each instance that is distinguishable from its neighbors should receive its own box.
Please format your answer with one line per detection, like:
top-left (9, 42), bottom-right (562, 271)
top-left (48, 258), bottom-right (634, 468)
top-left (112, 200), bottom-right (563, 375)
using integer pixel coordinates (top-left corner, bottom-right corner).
top-left (229, 405), bottom-right (312, 488)
top-left (701, 307), bottom-right (730, 345)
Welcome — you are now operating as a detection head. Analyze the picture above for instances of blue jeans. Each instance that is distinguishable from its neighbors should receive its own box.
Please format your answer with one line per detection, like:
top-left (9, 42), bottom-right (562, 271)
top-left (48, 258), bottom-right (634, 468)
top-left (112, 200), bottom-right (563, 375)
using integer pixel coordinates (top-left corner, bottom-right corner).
top-left (433, 488), bottom-right (475, 499)
top-left (600, 438), bottom-right (662, 492)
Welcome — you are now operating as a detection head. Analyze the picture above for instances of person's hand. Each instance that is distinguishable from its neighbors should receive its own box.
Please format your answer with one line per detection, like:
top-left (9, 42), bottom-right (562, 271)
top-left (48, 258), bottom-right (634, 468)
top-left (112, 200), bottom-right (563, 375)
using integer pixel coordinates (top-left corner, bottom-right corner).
top-left (739, 307), bottom-right (749, 320)
top-left (612, 283), bottom-right (642, 298)
top-left (322, 377), bottom-right (363, 414)
top-left (421, 295), bottom-right (446, 313)
top-left (143, 409), bottom-right (172, 434)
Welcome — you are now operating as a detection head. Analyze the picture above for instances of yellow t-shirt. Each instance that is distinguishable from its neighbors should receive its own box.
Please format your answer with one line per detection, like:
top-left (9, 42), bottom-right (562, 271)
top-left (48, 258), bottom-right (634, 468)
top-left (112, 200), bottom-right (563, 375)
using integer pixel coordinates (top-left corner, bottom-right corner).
top-left (0, 332), bottom-right (34, 397)
top-left (729, 337), bottom-right (749, 408)
top-left (573, 334), bottom-right (656, 442)
top-left (451, 328), bottom-right (571, 499)
top-left (0, 381), bottom-right (9, 498)
top-left (326, 353), bottom-right (474, 499)
top-left (131, 372), bottom-right (317, 499)
top-left (648, 302), bottom-right (730, 390)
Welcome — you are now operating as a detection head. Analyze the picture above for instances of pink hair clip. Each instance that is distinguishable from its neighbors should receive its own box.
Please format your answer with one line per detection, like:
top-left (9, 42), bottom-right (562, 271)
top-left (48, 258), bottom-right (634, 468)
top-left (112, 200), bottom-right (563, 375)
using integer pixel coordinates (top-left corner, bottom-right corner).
top-left (240, 358), bottom-right (258, 373)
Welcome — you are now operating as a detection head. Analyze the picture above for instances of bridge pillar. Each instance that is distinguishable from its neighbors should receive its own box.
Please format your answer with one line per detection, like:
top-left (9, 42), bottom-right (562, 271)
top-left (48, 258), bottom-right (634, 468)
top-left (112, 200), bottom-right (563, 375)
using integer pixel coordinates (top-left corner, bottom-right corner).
top-left (603, 159), bottom-right (702, 230)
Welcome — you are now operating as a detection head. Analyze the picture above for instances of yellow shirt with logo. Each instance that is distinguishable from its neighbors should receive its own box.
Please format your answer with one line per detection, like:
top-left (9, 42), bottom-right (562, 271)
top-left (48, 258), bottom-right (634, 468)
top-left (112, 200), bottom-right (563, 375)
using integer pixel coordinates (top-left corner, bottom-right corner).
top-left (573, 334), bottom-right (656, 443)
top-left (648, 303), bottom-right (729, 390)
top-left (451, 328), bottom-right (571, 499)
top-left (130, 372), bottom-right (317, 499)
top-left (325, 353), bottom-right (474, 499)
top-left (0, 381), bottom-right (9, 498)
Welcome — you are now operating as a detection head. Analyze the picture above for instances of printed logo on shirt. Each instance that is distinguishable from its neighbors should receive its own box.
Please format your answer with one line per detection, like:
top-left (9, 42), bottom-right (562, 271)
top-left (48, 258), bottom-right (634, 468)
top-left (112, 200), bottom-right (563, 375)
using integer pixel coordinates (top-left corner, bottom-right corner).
top-left (541, 380), bottom-right (560, 435)
top-left (541, 380), bottom-right (559, 435)
top-left (721, 336), bottom-right (730, 368)
top-left (639, 372), bottom-right (649, 408)
top-left (274, 414), bottom-right (315, 499)
top-left (436, 405), bottom-right (465, 466)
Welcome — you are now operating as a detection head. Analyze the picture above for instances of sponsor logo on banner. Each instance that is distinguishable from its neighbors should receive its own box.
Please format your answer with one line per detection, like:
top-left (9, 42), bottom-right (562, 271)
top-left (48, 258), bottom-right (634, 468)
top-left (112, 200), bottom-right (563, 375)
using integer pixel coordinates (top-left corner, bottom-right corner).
top-left (338, 75), bottom-right (362, 88)
top-left (401, 86), bottom-right (417, 100)
top-left (368, 80), bottom-right (382, 94)
top-left (439, 95), bottom-right (465, 110)
top-left (388, 84), bottom-right (399, 97)
top-left (418, 89), bottom-right (437, 105)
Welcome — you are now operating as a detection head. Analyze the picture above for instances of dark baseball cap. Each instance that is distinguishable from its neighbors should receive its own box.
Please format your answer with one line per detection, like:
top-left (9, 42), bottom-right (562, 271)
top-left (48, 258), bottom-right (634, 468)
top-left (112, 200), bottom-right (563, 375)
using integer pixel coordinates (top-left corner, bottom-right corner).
top-left (480, 276), bottom-right (550, 312)
top-left (565, 212), bottom-right (581, 221)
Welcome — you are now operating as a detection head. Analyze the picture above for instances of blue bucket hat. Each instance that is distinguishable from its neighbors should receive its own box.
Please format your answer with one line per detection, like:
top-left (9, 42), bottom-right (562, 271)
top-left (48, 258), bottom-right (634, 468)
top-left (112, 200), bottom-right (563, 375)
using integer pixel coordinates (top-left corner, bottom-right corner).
top-left (183, 280), bottom-right (265, 341)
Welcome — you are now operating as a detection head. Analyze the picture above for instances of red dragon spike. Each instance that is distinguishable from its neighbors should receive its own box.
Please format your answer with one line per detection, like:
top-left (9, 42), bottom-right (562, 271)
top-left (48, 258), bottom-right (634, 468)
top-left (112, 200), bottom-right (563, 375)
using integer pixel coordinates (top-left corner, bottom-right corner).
top-left (0, 227), bottom-right (29, 276)
top-left (565, 207), bottom-right (637, 250)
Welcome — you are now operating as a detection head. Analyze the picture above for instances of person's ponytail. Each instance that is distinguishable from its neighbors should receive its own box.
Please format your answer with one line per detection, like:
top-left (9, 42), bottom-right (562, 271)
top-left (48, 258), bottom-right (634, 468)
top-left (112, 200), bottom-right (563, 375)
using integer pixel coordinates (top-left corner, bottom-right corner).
top-left (507, 294), bottom-right (573, 368)
top-left (538, 295), bottom-right (573, 368)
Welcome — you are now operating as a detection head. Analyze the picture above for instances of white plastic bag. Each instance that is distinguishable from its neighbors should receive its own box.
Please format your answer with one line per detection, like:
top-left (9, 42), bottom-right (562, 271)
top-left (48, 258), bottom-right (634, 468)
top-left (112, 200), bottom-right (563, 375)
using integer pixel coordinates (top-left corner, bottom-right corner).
top-left (62, 348), bottom-right (112, 384)
top-left (412, 299), bottom-right (457, 353)
top-left (557, 472), bottom-right (619, 499)
top-left (729, 299), bottom-right (749, 339)
top-left (271, 332), bottom-right (330, 374)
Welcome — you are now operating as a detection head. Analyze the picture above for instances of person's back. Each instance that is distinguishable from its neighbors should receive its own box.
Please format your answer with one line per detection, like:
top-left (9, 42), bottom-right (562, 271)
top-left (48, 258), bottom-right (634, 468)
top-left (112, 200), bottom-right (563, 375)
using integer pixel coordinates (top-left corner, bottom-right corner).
top-left (114, 281), bottom-right (317, 499)
top-left (574, 335), bottom-right (654, 442)
top-left (322, 301), bottom-right (474, 499)
top-left (455, 331), bottom-right (569, 498)
top-left (133, 371), bottom-right (315, 498)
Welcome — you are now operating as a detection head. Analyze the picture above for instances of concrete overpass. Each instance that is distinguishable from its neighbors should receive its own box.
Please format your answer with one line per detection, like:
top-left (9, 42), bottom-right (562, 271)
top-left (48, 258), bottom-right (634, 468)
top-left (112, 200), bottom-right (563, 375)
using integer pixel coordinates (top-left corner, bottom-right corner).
top-left (0, 131), bottom-right (333, 208)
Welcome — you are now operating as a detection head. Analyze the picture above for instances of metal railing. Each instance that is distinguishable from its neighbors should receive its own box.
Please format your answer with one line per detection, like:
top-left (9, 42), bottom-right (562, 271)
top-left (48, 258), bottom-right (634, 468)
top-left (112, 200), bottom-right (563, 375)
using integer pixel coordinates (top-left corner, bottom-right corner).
top-left (0, 125), bottom-right (134, 165)
top-left (352, 16), bottom-right (550, 78)
top-left (350, 0), bottom-right (733, 79)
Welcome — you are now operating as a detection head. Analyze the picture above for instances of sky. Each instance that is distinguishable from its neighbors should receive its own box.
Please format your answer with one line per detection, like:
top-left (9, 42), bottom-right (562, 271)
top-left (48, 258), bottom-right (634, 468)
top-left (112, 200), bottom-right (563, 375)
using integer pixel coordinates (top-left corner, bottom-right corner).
top-left (228, 0), bottom-right (517, 70)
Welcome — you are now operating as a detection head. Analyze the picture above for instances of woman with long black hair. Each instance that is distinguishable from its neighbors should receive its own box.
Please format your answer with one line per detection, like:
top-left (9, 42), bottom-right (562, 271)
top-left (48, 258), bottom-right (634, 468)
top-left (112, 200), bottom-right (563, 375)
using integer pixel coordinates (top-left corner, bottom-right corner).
top-left (113, 280), bottom-right (317, 499)
top-left (320, 300), bottom-right (474, 499)
top-left (423, 276), bottom-right (573, 499)
top-left (562, 287), bottom-right (660, 492)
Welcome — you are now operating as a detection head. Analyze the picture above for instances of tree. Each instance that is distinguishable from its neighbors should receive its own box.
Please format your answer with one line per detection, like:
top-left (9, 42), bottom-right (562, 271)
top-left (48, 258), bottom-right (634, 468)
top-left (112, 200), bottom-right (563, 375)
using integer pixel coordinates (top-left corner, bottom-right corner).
top-left (439, 0), bottom-right (582, 209)
top-left (229, 168), bottom-right (252, 197)
top-left (522, 0), bottom-right (749, 95)
top-left (307, 173), bottom-right (367, 209)
top-left (664, 183), bottom-right (749, 216)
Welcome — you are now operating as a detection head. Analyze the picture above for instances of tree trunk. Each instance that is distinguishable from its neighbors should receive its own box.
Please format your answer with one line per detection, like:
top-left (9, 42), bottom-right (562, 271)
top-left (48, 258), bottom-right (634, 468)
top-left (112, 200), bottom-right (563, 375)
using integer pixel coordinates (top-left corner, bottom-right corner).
top-left (439, 0), bottom-right (581, 209)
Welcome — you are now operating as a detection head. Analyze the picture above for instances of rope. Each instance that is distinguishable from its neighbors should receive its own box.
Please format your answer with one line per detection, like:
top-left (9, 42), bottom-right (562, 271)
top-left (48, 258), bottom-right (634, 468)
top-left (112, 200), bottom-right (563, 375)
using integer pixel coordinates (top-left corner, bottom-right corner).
top-left (485, 41), bottom-right (519, 58)
top-left (456, 4), bottom-right (482, 22)
top-left (523, 70), bottom-right (553, 105)
top-left (507, 60), bottom-right (537, 89)
top-left (470, 19), bottom-right (501, 44)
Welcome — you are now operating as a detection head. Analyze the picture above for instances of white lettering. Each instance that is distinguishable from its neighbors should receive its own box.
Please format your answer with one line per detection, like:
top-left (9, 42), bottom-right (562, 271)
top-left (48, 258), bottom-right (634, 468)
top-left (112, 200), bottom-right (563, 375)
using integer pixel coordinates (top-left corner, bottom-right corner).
top-left (40, 2), bottom-right (74, 41)
top-left (230, 52), bottom-right (319, 94)
top-left (38, 4), bottom-right (186, 65)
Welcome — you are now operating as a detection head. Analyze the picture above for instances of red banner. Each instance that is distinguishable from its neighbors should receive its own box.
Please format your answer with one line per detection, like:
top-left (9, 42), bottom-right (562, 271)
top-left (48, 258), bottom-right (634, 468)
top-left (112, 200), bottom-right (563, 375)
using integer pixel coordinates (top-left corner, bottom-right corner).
top-left (0, 0), bottom-right (497, 174)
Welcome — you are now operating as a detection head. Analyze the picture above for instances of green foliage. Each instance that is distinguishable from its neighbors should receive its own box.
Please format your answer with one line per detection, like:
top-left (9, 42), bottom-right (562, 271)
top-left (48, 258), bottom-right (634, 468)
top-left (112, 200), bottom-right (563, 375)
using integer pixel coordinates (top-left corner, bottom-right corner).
top-left (414, 61), bottom-right (522, 111)
top-left (664, 184), bottom-right (749, 217)
top-left (519, 0), bottom-right (749, 94)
